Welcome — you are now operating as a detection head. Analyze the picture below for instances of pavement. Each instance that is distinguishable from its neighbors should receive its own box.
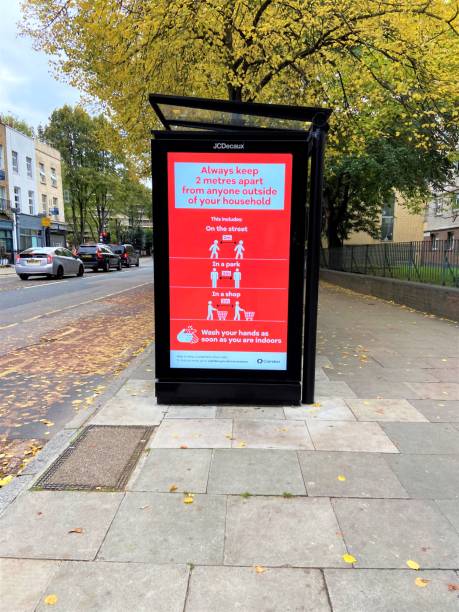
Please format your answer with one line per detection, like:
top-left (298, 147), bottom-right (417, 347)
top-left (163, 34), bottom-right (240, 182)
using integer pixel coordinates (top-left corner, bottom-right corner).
top-left (0, 266), bottom-right (15, 276)
top-left (0, 281), bottom-right (458, 611)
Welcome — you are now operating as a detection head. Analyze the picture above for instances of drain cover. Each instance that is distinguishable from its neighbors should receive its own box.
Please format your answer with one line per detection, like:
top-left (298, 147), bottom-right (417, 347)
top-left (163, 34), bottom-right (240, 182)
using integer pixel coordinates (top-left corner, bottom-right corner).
top-left (34, 425), bottom-right (153, 491)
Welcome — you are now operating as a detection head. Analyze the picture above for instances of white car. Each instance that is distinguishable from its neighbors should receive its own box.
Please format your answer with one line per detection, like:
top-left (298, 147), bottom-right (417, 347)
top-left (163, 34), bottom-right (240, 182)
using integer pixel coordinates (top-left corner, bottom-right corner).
top-left (15, 247), bottom-right (84, 280)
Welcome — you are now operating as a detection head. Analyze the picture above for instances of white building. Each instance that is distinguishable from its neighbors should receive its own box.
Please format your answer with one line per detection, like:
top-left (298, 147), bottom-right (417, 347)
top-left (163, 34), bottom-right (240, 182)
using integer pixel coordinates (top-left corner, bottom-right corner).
top-left (5, 125), bottom-right (40, 252)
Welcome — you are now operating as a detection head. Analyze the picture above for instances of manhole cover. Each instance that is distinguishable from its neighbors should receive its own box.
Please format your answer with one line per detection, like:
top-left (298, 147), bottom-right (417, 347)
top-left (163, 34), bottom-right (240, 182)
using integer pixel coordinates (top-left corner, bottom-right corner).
top-left (34, 425), bottom-right (154, 491)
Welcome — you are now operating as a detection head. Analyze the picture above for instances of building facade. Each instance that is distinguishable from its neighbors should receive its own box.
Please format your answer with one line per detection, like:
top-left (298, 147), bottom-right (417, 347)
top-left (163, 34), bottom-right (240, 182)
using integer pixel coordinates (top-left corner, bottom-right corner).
top-left (0, 123), bottom-right (14, 263)
top-left (423, 167), bottom-right (459, 249)
top-left (35, 140), bottom-right (66, 246)
top-left (0, 120), bottom-right (67, 259)
top-left (344, 194), bottom-right (425, 246)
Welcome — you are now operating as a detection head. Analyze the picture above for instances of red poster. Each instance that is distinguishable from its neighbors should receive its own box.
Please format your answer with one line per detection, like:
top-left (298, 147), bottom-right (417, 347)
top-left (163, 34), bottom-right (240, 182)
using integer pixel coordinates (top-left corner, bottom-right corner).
top-left (168, 152), bottom-right (292, 370)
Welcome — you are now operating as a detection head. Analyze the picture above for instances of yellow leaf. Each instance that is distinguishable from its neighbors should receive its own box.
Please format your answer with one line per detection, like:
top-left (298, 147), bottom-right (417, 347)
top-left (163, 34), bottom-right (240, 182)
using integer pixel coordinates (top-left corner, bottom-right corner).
top-left (310, 402), bottom-right (321, 408)
top-left (183, 495), bottom-right (194, 504)
top-left (255, 565), bottom-right (267, 574)
top-left (342, 553), bottom-right (357, 564)
top-left (406, 560), bottom-right (420, 570)
top-left (0, 475), bottom-right (13, 487)
top-left (44, 594), bottom-right (58, 605)
top-left (169, 484), bottom-right (178, 492)
top-left (236, 441), bottom-right (246, 448)
top-left (68, 527), bottom-right (83, 534)
top-left (337, 475), bottom-right (346, 482)
top-left (415, 577), bottom-right (429, 587)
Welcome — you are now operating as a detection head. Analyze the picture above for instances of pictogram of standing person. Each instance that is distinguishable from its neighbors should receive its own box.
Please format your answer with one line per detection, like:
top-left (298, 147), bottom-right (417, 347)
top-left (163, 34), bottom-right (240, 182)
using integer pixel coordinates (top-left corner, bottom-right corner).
top-left (207, 300), bottom-right (218, 320)
top-left (234, 300), bottom-right (245, 321)
top-left (209, 240), bottom-right (220, 259)
top-left (233, 268), bottom-right (242, 288)
top-left (234, 240), bottom-right (245, 259)
top-left (210, 268), bottom-right (219, 288)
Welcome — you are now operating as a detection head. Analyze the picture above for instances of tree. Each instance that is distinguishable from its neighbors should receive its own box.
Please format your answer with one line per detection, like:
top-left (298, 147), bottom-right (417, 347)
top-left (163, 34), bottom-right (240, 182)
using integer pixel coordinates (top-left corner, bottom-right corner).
top-left (22, 1), bottom-right (459, 243)
top-left (1, 113), bottom-right (34, 137)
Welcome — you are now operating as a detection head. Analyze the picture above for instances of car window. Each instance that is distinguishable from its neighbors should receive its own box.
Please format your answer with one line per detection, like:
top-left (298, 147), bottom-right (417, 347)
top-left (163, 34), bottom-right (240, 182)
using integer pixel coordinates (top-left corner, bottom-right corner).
top-left (78, 245), bottom-right (97, 253)
top-left (63, 249), bottom-right (73, 257)
top-left (54, 248), bottom-right (64, 256)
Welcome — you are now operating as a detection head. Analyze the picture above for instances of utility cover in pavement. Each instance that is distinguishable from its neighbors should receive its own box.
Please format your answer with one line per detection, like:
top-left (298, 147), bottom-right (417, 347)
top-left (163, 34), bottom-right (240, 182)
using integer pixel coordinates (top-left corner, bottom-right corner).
top-left (34, 426), bottom-right (154, 491)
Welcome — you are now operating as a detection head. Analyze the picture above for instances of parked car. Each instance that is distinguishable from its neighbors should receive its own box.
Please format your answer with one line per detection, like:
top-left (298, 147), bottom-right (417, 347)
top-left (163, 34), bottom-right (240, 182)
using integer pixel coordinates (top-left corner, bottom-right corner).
top-left (109, 244), bottom-right (140, 267)
top-left (15, 247), bottom-right (84, 280)
top-left (78, 244), bottom-right (122, 272)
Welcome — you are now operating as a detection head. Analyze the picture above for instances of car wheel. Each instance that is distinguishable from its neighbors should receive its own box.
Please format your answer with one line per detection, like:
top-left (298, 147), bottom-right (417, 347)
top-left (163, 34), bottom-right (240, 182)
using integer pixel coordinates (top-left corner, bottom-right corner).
top-left (55, 266), bottom-right (64, 280)
top-left (117, 259), bottom-right (122, 271)
top-left (102, 261), bottom-right (109, 273)
top-left (77, 265), bottom-right (84, 277)
top-left (19, 274), bottom-right (29, 280)
top-left (93, 266), bottom-right (99, 273)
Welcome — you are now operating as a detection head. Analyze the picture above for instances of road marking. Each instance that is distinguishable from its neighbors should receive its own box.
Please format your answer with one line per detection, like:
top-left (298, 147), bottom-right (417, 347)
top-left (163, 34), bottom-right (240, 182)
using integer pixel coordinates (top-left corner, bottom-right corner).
top-left (23, 280), bottom-right (69, 289)
top-left (0, 323), bottom-right (18, 331)
top-left (0, 281), bottom-right (152, 330)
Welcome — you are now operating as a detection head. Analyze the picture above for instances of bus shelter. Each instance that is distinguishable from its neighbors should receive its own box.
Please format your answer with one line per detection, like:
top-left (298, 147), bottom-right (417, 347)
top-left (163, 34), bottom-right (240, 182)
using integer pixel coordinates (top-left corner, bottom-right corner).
top-left (149, 94), bottom-right (331, 405)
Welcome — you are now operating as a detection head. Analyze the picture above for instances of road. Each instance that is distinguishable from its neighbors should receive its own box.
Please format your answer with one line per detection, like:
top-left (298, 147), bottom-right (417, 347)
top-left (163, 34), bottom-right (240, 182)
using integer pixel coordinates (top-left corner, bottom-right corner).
top-left (0, 259), bottom-right (154, 478)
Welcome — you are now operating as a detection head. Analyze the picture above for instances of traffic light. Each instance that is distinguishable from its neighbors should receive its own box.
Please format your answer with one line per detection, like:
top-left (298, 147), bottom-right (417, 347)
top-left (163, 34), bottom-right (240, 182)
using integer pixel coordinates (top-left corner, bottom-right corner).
top-left (99, 231), bottom-right (111, 244)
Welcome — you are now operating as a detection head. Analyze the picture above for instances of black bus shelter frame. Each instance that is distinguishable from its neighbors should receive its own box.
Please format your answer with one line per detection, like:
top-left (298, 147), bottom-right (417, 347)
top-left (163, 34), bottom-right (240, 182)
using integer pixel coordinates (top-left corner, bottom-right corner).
top-left (149, 93), bottom-right (331, 405)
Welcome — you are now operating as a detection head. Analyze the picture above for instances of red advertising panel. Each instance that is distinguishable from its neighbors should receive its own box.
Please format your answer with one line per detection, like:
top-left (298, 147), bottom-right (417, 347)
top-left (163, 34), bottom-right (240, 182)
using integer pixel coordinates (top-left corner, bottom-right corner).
top-left (168, 152), bottom-right (292, 370)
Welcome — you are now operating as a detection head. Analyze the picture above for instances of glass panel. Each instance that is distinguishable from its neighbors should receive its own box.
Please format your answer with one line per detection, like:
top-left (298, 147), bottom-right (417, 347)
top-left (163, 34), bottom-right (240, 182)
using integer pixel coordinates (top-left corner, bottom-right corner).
top-left (158, 104), bottom-right (310, 130)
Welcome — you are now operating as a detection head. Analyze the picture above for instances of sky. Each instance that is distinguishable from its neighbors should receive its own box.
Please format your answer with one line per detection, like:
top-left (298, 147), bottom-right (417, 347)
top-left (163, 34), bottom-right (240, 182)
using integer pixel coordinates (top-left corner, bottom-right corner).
top-left (0, 0), bottom-right (81, 130)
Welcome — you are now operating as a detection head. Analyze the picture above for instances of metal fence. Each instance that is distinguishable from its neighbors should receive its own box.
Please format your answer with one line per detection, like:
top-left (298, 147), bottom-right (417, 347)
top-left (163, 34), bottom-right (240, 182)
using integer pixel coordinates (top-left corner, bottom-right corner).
top-left (321, 240), bottom-right (459, 287)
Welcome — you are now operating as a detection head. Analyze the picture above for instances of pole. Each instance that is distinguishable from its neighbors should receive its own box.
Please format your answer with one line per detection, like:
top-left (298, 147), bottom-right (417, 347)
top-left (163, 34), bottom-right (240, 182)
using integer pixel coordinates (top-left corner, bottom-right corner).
top-left (302, 125), bottom-right (327, 404)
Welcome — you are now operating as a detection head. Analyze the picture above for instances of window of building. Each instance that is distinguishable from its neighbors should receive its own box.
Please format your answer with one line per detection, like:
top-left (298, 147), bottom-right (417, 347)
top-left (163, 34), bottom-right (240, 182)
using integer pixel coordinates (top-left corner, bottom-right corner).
top-left (434, 196), bottom-right (444, 216)
top-left (0, 144), bottom-right (4, 170)
top-left (52, 197), bottom-right (58, 215)
top-left (13, 186), bottom-right (21, 210)
top-left (0, 185), bottom-right (6, 210)
top-left (431, 233), bottom-right (438, 250)
top-left (41, 194), bottom-right (47, 213)
top-left (451, 192), bottom-right (459, 214)
top-left (39, 162), bottom-right (46, 184)
top-left (380, 194), bottom-right (395, 241)
top-left (20, 228), bottom-right (40, 251)
top-left (26, 156), bottom-right (33, 178)
top-left (28, 190), bottom-right (34, 215)
top-left (12, 151), bottom-right (18, 173)
top-left (50, 167), bottom-right (57, 188)
top-left (446, 232), bottom-right (455, 251)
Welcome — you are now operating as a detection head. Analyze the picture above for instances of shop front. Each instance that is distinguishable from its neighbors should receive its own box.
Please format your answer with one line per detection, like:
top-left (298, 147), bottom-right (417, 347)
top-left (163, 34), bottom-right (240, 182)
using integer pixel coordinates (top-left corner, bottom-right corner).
top-left (0, 218), bottom-right (14, 264)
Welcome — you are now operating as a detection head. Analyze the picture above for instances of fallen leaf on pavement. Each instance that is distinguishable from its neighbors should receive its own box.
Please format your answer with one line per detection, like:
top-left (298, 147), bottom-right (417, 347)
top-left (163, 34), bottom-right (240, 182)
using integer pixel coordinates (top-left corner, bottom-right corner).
top-left (39, 419), bottom-right (54, 426)
top-left (180, 444), bottom-right (188, 449)
top-left (255, 565), bottom-right (267, 574)
top-left (139, 505), bottom-right (150, 510)
top-left (415, 578), bottom-right (429, 588)
top-left (337, 475), bottom-right (346, 482)
top-left (68, 528), bottom-right (83, 534)
top-left (44, 594), bottom-right (58, 605)
top-left (169, 484), bottom-right (178, 492)
top-left (342, 554), bottom-right (357, 564)
top-left (406, 560), bottom-right (420, 570)
top-left (0, 475), bottom-right (13, 487)
top-left (183, 495), bottom-right (194, 504)
top-left (447, 583), bottom-right (459, 591)
top-left (236, 441), bottom-right (246, 448)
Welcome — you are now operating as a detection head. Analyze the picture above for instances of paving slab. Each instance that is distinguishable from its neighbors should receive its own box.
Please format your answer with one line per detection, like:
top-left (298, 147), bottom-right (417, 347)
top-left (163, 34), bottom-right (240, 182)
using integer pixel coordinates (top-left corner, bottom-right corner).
top-left (307, 421), bottom-right (398, 453)
top-left (314, 367), bottom-right (329, 381)
top-left (224, 496), bottom-right (347, 567)
top-left (285, 397), bottom-right (356, 421)
top-left (89, 396), bottom-right (164, 426)
top-left (186, 566), bottom-right (331, 612)
top-left (116, 379), bottom-right (155, 398)
top-left (129, 449), bottom-right (212, 493)
top-left (298, 451), bottom-right (407, 498)
top-left (316, 355), bottom-right (333, 368)
top-left (347, 399), bottom-right (428, 422)
top-left (0, 491), bottom-right (123, 560)
top-left (0, 559), bottom-right (60, 612)
top-left (332, 498), bottom-right (459, 569)
top-left (381, 422), bottom-right (459, 454)
top-left (436, 500), bottom-right (459, 531)
top-left (386, 454), bottom-right (459, 499)
top-left (166, 406), bottom-right (217, 418)
top-left (325, 569), bottom-right (459, 612)
top-left (149, 419), bottom-right (232, 449)
top-left (207, 449), bottom-right (306, 495)
top-left (35, 562), bottom-right (189, 612)
top-left (347, 380), bottom-right (417, 399)
top-left (217, 406), bottom-right (285, 419)
top-left (427, 368), bottom-right (459, 382)
top-left (408, 400), bottom-right (459, 423)
top-left (232, 419), bottom-right (313, 450)
top-left (407, 382), bottom-right (459, 401)
top-left (98, 492), bottom-right (226, 564)
top-left (313, 381), bottom-right (357, 398)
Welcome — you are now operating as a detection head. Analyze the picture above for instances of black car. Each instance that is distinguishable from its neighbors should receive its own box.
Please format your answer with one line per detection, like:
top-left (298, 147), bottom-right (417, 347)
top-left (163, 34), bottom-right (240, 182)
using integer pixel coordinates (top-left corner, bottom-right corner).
top-left (109, 244), bottom-right (140, 267)
top-left (78, 244), bottom-right (122, 272)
